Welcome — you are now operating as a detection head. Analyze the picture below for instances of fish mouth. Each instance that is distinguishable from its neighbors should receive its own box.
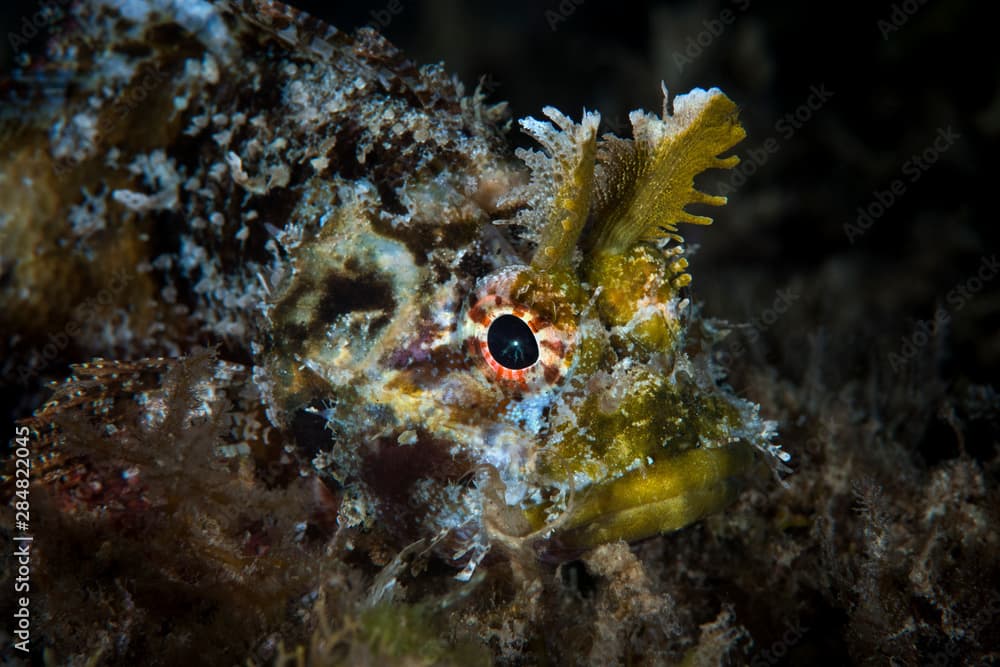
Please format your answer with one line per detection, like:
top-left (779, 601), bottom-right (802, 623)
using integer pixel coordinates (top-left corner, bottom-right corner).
top-left (525, 442), bottom-right (755, 558)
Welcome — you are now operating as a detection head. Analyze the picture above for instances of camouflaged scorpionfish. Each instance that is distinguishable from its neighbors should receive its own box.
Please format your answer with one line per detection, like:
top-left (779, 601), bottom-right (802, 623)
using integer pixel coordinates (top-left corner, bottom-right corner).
top-left (2, 0), bottom-right (787, 578)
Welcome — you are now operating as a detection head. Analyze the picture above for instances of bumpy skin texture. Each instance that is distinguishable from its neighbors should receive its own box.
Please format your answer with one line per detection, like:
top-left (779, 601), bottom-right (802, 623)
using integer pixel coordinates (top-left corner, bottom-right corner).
top-left (2, 0), bottom-right (785, 581)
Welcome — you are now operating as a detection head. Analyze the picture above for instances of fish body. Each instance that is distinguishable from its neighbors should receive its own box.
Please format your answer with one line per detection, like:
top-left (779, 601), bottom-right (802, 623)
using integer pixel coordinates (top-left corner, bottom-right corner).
top-left (2, 0), bottom-right (785, 579)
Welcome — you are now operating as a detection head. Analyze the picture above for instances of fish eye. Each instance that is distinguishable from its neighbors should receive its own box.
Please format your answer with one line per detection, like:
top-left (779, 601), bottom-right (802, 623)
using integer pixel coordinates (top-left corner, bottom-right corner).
top-left (487, 314), bottom-right (539, 370)
top-left (463, 267), bottom-right (575, 392)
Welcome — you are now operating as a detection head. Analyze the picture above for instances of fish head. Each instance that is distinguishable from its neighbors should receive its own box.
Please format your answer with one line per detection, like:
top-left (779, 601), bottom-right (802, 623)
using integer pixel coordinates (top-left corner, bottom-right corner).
top-left (263, 86), bottom-right (784, 572)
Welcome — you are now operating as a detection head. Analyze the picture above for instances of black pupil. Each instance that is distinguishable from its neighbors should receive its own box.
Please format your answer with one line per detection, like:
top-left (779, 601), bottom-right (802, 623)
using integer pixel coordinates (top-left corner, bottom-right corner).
top-left (487, 314), bottom-right (540, 370)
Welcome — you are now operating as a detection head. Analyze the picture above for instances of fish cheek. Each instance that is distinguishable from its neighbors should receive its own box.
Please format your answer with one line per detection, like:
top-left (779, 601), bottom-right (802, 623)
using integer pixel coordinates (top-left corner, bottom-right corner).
top-left (359, 430), bottom-right (475, 542)
top-left (587, 245), bottom-right (688, 353)
top-left (264, 264), bottom-right (399, 418)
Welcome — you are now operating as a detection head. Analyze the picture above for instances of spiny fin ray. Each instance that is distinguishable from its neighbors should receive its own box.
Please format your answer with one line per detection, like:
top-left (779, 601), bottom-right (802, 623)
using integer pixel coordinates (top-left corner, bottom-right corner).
top-left (517, 108), bottom-right (600, 271)
top-left (587, 85), bottom-right (745, 256)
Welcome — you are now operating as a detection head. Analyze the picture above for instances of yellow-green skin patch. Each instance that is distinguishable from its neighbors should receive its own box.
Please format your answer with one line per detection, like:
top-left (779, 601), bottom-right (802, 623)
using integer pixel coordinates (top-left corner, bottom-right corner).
top-left (526, 307), bottom-right (759, 550)
top-left (588, 245), bottom-right (688, 353)
top-left (528, 445), bottom-right (754, 548)
top-left (502, 244), bottom-right (769, 552)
